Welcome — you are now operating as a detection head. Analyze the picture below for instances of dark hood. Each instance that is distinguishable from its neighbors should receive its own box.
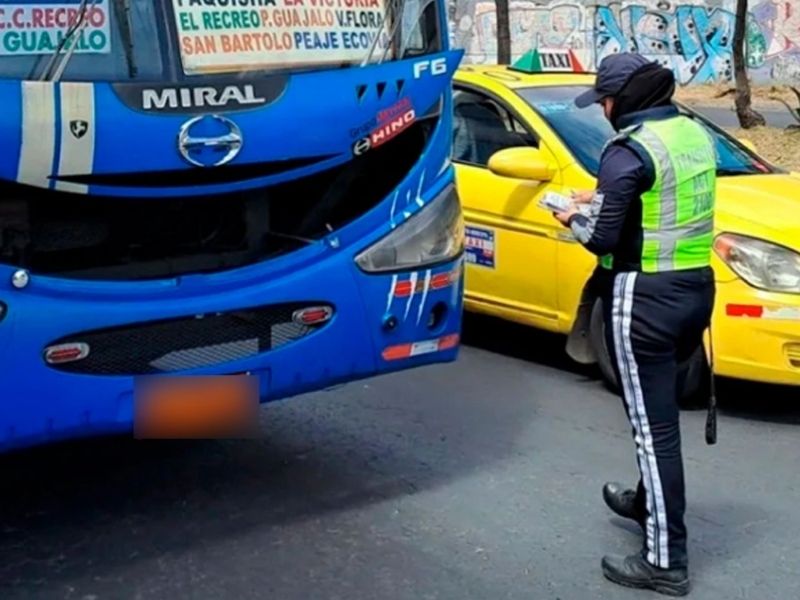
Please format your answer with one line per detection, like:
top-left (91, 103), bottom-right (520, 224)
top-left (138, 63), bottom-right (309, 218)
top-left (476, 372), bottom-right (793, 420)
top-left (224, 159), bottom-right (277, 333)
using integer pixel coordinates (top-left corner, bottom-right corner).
top-left (609, 62), bottom-right (676, 131)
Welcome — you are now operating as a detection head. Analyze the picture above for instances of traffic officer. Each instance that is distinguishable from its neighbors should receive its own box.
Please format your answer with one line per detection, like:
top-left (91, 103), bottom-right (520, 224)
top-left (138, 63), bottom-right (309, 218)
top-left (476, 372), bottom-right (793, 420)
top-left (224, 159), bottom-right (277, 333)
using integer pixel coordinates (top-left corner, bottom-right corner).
top-left (553, 53), bottom-right (716, 596)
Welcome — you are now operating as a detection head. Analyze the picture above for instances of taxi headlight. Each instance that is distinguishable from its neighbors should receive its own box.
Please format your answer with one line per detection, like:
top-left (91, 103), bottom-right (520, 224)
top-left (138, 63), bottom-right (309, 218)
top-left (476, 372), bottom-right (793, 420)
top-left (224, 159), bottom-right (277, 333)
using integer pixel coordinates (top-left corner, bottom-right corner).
top-left (355, 184), bottom-right (464, 273)
top-left (714, 233), bottom-right (800, 293)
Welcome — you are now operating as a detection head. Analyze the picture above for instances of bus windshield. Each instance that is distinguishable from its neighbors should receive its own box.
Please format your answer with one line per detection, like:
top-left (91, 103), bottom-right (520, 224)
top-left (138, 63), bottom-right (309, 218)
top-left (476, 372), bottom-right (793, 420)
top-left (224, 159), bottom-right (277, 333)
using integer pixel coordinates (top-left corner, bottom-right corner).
top-left (0, 0), bottom-right (442, 81)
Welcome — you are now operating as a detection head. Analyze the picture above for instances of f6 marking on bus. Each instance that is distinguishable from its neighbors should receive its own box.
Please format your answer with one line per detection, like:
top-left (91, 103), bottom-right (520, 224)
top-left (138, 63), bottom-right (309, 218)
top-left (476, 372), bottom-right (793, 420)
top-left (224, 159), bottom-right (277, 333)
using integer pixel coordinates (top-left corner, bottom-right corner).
top-left (413, 58), bottom-right (447, 79)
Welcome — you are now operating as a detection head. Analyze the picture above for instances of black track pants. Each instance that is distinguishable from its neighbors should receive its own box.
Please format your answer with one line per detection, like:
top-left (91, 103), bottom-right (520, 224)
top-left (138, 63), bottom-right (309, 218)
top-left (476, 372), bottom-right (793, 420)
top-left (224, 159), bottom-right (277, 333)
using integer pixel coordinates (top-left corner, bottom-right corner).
top-left (602, 267), bottom-right (715, 570)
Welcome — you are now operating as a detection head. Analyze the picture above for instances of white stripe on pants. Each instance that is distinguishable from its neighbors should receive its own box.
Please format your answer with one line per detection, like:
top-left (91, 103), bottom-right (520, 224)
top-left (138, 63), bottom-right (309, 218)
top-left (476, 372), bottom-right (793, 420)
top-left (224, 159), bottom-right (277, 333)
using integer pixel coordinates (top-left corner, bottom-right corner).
top-left (612, 272), bottom-right (670, 568)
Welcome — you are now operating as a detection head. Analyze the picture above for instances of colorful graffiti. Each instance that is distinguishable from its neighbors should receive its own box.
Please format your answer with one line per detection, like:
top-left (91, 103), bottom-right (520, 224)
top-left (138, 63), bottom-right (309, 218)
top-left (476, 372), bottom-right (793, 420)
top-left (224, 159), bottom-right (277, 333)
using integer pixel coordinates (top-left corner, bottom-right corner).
top-left (456, 1), bottom-right (593, 67)
top-left (594, 4), bottom-right (768, 84)
top-left (450, 0), bottom-right (800, 85)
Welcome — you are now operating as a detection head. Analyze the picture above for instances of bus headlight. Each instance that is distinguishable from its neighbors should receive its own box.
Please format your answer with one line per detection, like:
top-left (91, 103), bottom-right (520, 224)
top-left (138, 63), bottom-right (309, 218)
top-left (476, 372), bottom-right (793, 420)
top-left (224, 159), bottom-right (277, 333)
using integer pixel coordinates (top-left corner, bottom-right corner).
top-left (355, 185), bottom-right (464, 273)
top-left (714, 233), bottom-right (800, 293)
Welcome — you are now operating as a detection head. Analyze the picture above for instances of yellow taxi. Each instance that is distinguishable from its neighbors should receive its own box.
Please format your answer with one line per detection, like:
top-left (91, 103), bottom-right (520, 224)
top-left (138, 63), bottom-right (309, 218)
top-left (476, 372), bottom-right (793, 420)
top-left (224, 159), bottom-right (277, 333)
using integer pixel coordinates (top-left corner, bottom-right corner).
top-left (453, 50), bottom-right (800, 394)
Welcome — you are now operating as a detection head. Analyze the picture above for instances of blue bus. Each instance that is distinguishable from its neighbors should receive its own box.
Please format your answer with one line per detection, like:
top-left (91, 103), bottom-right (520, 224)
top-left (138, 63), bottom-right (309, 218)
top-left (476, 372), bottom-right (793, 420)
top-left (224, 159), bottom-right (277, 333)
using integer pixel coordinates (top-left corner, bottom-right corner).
top-left (0, 0), bottom-right (464, 451)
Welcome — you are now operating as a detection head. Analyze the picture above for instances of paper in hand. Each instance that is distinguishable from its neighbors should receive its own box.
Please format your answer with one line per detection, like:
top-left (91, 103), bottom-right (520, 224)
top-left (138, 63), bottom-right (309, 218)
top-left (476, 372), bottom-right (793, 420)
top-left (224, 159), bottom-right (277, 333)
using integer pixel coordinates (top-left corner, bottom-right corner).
top-left (539, 191), bottom-right (592, 216)
top-left (539, 191), bottom-right (573, 212)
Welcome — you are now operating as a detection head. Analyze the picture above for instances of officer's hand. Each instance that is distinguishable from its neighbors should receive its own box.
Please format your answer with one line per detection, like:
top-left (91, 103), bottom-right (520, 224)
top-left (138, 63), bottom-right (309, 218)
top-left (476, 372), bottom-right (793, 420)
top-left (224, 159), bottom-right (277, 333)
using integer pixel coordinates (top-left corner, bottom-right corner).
top-left (553, 205), bottom-right (579, 226)
top-left (571, 190), bottom-right (594, 204)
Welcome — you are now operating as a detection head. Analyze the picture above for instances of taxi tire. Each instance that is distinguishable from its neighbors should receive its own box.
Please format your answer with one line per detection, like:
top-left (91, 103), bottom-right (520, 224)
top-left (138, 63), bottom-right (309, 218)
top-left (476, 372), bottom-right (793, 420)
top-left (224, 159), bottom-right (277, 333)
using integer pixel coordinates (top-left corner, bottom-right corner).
top-left (589, 299), bottom-right (708, 408)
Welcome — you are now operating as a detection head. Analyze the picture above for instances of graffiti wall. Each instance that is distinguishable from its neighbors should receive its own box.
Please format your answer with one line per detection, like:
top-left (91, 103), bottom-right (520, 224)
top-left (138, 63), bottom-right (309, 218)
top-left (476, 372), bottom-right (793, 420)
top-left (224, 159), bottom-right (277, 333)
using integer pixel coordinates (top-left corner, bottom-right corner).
top-left (450, 0), bottom-right (800, 84)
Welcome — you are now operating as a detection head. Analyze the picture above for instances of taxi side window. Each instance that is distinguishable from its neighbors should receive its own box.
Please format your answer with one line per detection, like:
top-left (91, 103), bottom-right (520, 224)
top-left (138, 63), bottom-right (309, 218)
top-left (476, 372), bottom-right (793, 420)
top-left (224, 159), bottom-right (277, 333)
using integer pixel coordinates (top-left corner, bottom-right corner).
top-left (453, 89), bottom-right (537, 167)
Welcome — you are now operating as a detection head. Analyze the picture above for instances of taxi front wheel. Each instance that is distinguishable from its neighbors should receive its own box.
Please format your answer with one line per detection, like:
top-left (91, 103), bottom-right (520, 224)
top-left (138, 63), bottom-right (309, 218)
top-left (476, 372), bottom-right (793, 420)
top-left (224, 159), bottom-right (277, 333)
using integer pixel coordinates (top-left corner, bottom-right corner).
top-left (589, 299), bottom-right (708, 408)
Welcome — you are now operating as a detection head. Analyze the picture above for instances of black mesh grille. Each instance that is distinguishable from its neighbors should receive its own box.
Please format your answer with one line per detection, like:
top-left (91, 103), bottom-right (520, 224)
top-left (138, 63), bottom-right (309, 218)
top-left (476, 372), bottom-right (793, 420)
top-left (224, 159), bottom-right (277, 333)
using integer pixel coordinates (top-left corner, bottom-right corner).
top-left (44, 302), bottom-right (332, 376)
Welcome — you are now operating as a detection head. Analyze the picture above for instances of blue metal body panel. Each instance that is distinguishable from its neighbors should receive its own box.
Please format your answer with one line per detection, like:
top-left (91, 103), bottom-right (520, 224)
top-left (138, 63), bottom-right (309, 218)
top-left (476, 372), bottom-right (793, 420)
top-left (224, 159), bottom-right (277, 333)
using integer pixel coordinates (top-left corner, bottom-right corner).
top-left (0, 41), bottom-right (465, 451)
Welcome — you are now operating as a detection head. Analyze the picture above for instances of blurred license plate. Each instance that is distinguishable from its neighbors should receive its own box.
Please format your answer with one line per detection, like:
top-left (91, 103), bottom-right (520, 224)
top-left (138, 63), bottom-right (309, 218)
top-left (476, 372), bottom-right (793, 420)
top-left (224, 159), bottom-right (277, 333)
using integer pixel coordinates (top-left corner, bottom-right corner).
top-left (134, 375), bottom-right (260, 439)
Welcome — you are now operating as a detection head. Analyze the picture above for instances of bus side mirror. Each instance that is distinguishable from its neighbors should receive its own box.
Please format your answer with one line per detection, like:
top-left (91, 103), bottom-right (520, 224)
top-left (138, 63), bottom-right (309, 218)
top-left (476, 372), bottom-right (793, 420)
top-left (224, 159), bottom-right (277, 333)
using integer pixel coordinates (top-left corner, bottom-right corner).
top-left (737, 137), bottom-right (757, 154)
top-left (488, 147), bottom-right (554, 182)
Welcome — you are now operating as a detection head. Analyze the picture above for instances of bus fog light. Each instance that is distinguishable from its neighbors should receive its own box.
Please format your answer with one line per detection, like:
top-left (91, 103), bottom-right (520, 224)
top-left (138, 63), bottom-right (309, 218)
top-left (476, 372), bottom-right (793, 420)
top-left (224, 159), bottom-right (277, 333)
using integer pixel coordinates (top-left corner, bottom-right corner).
top-left (11, 270), bottom-right (29, 289)
top-left (427, 302), bottom-right (447, 330)
top-left (355, 185), bottom-right (464, 273)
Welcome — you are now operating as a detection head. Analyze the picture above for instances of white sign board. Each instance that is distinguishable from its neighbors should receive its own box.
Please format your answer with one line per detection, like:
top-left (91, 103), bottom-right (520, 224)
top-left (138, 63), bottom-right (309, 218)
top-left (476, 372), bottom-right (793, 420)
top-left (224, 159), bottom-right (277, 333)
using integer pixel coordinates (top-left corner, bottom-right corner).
top-left (172, 0), bottom-right (391, 74)
top-left (0, 0), bottom-right (111, 56)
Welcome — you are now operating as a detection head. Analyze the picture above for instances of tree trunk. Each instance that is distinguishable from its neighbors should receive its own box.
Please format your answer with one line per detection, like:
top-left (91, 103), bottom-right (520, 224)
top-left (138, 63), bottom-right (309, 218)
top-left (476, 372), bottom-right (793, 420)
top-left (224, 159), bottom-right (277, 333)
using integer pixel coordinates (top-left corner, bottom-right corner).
top-left (496, 0), bottom-right (511, 65)
top-left (732, 0), bottom-right (765, 128)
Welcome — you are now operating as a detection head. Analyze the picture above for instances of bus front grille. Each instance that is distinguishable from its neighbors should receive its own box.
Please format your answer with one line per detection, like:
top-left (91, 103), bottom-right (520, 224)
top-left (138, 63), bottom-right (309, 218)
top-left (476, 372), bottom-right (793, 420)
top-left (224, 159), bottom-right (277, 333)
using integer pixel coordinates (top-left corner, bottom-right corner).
top-left (43, 302), bottom-right (333, 376)
top-left (0, 114), bottom-right (438, 281)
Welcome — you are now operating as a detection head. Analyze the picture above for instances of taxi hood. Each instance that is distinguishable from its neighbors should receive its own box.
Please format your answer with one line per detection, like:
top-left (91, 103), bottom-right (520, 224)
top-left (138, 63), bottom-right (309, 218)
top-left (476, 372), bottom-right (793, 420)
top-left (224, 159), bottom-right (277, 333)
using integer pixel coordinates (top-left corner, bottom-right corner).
top-left (716, 173), bottom-right (800, 251)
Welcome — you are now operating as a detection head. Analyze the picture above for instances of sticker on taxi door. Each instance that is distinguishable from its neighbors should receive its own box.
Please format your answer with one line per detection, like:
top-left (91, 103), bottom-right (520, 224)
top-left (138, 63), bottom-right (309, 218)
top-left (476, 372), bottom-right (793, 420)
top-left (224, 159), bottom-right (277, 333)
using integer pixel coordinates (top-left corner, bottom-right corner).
top-left (465, 226), bottom-right (495, 268)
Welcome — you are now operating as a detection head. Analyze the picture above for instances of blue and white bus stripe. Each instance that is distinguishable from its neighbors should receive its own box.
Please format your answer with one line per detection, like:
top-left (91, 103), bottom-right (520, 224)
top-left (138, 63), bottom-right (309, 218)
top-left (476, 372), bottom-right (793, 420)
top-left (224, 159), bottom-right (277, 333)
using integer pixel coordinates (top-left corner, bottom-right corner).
top-left (50, 83), bottom-right (62, 190)
top-left (17, 82), bottom-right (57, 189)
top-left (56, 82), bottom-right (95, 194)
top-left (16, 82), bottom-right (95, 193)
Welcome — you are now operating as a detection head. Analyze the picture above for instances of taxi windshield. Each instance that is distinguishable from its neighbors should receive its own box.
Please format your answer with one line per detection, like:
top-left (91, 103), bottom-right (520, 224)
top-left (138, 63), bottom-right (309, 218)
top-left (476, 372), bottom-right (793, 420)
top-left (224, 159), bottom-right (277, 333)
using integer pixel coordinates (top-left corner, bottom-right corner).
top-left (0, 0), bottom-right (441, 82)
top-left (517, 85), bottom-right (773, 177)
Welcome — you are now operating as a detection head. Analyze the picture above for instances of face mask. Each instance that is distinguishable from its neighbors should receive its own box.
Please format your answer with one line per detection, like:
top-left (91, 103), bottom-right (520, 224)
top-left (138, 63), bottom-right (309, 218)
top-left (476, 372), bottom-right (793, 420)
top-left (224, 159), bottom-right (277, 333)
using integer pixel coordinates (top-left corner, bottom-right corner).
top-left (608, 64), bottom-right (676, 130)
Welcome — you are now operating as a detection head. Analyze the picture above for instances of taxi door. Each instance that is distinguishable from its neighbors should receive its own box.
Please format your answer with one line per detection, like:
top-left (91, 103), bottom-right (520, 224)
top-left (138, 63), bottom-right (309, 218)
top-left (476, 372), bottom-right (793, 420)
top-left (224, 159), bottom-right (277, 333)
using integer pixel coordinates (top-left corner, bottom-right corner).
top-left (453, 87), bottom-right (564, 330)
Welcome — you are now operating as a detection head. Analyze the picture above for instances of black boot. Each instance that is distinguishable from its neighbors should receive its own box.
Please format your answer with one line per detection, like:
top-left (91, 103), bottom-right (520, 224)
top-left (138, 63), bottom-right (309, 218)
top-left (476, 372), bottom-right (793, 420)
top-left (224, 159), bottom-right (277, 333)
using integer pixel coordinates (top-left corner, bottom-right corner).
top-left (602, 554), bottom-right (690, 597)
top-left (603, 482), bottom-right (645, 530)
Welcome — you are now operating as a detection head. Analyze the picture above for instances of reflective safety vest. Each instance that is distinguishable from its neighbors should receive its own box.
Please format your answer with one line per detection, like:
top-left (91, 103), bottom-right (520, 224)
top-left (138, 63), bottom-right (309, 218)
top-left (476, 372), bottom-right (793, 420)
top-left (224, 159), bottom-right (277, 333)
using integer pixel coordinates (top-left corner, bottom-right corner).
top-left (600, 115), bottom-right (716, 272)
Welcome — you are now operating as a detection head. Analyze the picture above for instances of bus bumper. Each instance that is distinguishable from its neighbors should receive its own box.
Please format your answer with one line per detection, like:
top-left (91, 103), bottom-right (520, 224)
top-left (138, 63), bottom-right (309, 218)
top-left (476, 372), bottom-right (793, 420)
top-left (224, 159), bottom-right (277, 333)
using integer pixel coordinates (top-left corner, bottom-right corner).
top-left (0, 253), bottom-right (462, 452)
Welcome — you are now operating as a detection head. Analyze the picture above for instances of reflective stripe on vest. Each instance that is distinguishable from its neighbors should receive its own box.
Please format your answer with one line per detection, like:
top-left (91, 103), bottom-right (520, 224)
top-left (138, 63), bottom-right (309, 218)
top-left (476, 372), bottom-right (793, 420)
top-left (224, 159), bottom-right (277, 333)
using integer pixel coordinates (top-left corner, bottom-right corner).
top-left (630, 116), bottom-right (716, 272)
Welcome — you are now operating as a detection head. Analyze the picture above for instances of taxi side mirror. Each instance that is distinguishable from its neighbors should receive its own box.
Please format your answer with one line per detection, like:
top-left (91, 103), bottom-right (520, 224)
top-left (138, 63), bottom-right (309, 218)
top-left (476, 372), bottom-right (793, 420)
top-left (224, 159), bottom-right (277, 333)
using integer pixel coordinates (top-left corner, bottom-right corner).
top-left (488, 147), bottom-right (554, 182)
top-left (737, 137), bottom-right (757, 154)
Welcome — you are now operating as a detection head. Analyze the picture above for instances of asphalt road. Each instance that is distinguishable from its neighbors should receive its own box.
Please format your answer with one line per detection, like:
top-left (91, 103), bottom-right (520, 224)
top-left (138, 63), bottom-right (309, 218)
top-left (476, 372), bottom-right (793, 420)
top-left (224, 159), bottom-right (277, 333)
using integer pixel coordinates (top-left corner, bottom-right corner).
top-left (1, 315), bottom-right (798, 600)
top-left (687, 105), bottom-right (795, 130)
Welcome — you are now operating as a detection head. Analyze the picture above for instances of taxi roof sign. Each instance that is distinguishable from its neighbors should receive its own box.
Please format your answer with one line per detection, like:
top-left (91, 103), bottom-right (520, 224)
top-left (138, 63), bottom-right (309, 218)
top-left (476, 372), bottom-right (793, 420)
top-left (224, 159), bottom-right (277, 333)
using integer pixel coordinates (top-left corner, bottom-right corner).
top-left (511, 48), bottom-right (585, 74)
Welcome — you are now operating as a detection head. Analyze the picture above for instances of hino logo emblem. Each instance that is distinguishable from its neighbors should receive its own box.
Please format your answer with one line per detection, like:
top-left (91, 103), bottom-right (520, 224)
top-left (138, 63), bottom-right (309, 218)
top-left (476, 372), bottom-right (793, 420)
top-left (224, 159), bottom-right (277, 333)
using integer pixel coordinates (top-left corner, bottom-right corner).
top-left (178, 115), bottom-right (243, 168)
top-left (142, 84), bottom-right (266, 111)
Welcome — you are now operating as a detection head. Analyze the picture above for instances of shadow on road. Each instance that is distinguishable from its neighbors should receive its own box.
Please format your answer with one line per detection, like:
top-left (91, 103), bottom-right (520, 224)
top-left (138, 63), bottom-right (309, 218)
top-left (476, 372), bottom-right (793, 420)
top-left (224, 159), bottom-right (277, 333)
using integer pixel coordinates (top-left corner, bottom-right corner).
top-left (715, 379), bottom-right (800, 425)
top-left (462, 312), bottom-right (595, 378)
top-left (0, 352), bottom-right (536, 596)
top-left (463, 312), bottom-right (800, 426)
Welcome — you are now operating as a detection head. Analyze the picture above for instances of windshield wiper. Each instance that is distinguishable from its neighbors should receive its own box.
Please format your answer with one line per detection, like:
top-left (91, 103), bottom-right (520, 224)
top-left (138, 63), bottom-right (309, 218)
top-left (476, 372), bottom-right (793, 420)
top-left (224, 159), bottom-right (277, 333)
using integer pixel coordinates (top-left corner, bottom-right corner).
top-left (113, 0), bottom-right (138, 78)
top-left (362, 0), bottom-right (398, 66)
top-left (39, 0), bottom-right (97, 81)
top-left (364, 0), bottom-right (430, 66)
